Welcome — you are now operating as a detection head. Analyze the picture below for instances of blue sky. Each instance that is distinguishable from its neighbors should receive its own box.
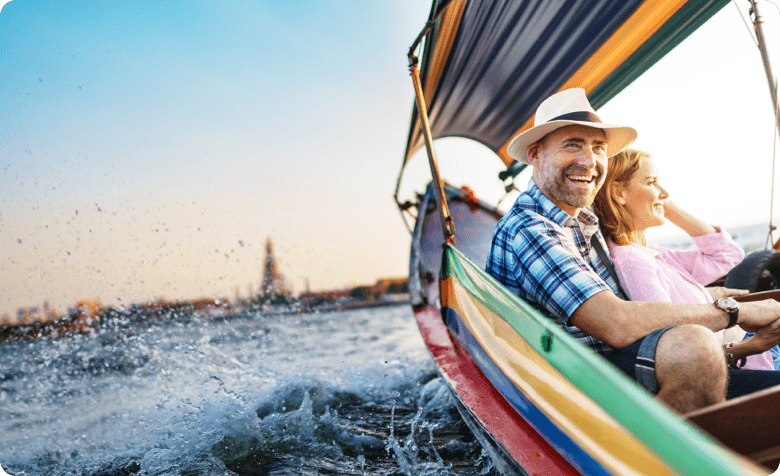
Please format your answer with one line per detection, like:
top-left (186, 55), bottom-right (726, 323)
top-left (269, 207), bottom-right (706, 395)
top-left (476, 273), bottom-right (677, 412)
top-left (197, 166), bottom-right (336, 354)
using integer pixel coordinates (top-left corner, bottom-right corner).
top-left (1, 0), bottom-right (780, 317)
top-left (0, 0), bottom-right (430, 315)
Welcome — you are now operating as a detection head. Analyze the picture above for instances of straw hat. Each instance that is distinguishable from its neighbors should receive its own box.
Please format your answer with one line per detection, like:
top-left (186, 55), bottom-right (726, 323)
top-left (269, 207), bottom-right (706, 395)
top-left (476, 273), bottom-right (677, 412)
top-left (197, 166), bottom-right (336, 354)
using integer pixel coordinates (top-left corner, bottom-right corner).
top-left (506, 88), bottom-right (637, 164)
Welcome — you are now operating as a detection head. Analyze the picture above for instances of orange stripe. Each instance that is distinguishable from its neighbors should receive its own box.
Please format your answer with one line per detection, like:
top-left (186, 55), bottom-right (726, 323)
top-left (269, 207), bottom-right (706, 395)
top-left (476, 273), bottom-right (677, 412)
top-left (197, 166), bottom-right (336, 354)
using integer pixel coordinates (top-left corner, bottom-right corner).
top-left (406, 0), bottom-right (468, 161)
top-left (424, 0), bottom-right (468, 103)
top-left (496, 0), bottom-right (690, 166)
top-left (442, 276), bottom-right (683, 475)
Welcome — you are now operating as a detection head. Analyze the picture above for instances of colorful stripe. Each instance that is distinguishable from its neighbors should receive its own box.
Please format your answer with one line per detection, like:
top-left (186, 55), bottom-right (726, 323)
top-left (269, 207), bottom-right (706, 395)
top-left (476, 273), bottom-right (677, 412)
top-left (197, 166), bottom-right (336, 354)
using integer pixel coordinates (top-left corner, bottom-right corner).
top-left (415, 304), bottom-right (578, 474)
top-left (442, 278), bottom-right (679, 475)
top-left (495, 0), bottom-right (687, 162)
top-left (405, 0), bottom-right (468, 161)
top-left (442, 306), bottom-right (614, 476)
top-left (403, 0), bottom-right (730, 168)
top-left (440, 244), bottom-right (766, 475)
top-left (589, 0), bottom-right (730, 108)
top-left (421, 0), bottom-right (467, 107)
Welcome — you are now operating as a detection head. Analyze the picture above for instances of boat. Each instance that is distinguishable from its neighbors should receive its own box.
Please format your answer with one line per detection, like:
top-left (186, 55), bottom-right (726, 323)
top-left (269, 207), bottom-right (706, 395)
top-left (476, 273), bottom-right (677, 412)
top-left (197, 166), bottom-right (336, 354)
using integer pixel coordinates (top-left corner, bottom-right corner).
top-left (396, 0), bottom-right (780, 474)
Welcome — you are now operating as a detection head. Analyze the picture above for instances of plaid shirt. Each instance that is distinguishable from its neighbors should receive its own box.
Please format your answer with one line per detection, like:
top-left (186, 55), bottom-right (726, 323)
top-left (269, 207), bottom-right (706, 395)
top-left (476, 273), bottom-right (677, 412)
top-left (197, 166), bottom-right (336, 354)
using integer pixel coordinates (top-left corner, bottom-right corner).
top-left (485, 180), bottom-right (623, 354)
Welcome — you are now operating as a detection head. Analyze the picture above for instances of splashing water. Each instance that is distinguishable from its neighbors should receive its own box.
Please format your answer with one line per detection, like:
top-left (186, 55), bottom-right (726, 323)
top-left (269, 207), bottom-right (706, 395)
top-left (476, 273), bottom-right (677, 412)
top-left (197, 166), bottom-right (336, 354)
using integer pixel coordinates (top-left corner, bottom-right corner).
top-left (0, 305), bottom-right (496, 475)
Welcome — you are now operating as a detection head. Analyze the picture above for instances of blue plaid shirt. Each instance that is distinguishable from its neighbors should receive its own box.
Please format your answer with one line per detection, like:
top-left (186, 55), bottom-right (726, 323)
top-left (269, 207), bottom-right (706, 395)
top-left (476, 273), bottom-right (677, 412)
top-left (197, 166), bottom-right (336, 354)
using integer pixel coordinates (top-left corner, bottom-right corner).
top-left (485, 180), bottom-right (623, 354)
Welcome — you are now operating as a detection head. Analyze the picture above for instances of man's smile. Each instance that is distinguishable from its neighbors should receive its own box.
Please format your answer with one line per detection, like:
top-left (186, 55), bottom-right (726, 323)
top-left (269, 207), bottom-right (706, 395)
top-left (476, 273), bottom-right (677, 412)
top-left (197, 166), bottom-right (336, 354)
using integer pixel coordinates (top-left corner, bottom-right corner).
top-left (566, 173), bottom-right (597, 184)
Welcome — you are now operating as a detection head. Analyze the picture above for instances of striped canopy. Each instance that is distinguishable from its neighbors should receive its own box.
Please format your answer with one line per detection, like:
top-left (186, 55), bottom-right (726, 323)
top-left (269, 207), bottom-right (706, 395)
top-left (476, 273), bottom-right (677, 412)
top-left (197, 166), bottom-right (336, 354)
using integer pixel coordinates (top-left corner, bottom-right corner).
top-left (404, 0), bottom-right (730, 169)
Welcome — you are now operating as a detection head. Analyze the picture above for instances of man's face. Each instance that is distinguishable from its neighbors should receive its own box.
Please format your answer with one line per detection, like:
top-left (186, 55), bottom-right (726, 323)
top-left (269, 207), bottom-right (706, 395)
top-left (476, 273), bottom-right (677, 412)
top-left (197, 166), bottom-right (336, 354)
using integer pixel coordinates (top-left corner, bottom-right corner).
top-left (528, 125), bottom-right (608, 216)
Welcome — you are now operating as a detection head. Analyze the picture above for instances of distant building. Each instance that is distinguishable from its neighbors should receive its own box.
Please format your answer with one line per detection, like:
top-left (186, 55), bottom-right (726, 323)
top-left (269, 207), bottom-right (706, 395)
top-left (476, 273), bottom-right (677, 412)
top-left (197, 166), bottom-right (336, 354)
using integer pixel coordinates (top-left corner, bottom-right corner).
top-left (258, 237), bottom-right (291, 305)
top-left (17, 307), bottom-right (40, 325)
top-left (373, 277), bottom-right (409, 294)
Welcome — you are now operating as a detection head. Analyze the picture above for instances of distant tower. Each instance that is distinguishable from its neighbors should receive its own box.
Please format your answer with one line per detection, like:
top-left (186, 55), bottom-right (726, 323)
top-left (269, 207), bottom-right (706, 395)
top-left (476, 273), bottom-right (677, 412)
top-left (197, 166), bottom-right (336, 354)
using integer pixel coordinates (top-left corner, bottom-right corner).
top-left (259, 237), bottom-right (288, 303)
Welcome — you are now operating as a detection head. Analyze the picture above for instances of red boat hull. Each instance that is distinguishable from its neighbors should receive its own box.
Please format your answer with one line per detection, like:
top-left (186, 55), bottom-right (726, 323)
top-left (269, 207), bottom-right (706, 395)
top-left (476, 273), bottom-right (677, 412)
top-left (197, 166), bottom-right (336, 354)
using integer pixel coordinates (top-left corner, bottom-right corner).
top-left (414, 304), bottom-right (580, 475)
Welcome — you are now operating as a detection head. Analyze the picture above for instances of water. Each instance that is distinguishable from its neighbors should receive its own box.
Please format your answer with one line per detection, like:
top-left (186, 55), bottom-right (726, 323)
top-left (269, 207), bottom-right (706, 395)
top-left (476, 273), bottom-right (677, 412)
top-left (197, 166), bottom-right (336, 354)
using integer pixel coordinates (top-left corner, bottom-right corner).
top-left (0, 305), bottom-right (497, 475)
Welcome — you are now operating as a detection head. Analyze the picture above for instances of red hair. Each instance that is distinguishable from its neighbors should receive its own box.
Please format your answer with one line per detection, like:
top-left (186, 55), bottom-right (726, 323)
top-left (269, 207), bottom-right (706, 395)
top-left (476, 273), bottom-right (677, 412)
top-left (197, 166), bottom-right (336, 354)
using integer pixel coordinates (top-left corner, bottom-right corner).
top-left (593, 149), bottom-right (649, 246)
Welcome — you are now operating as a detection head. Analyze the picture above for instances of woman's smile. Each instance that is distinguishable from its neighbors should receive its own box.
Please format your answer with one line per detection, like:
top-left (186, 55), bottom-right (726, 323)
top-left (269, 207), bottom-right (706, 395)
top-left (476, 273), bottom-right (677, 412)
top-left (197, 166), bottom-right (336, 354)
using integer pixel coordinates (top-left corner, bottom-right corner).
top-left (619, 157), bottom-right (669, 232)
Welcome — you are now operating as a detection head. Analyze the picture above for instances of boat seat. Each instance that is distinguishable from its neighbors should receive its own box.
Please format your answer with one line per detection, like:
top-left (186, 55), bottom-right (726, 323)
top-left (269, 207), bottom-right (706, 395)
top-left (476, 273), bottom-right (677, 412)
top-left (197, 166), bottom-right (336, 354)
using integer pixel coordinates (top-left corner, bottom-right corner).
top-left (733, 289), bottom-right (780, 304)
top-left (684, 289), bottom-right (780, 470)
top-left (685, 384), bottom-right (780, 469)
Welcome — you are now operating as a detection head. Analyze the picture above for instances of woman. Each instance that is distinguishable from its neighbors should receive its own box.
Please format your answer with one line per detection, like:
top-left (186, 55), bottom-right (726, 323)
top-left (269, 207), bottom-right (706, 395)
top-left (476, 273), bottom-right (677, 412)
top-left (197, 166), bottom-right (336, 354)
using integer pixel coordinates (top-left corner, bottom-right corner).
top-left (593, 149), bottom-right (775, 370)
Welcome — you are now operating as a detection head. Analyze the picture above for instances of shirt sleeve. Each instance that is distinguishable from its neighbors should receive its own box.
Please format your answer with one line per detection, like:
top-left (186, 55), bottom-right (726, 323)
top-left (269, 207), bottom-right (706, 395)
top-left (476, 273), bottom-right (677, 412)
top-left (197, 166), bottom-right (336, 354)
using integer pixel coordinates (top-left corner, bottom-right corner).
top-left (510, 221), bottom-right (613, 323)
top-left (658, 229), bottom-right (745, 286)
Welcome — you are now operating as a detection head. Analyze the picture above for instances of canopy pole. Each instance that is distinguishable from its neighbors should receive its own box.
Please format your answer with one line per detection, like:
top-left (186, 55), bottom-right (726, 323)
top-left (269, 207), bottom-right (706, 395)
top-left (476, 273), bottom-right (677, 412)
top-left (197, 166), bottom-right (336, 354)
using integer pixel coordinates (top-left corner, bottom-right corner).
top-left (749, 0), bottom-right (780, 140)
top-left (748, 0), bottom-right (780, 247)
top-left (408, 55), bottom-right (455, 244)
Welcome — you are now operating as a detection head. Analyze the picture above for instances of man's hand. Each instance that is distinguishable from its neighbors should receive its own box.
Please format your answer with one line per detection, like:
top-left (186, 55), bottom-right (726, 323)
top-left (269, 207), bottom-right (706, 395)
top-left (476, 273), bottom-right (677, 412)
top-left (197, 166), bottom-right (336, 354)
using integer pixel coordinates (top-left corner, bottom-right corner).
top-left (738, 299), bottom-right (780, 333)
top-left (707, 286), bottom-right (749, 301)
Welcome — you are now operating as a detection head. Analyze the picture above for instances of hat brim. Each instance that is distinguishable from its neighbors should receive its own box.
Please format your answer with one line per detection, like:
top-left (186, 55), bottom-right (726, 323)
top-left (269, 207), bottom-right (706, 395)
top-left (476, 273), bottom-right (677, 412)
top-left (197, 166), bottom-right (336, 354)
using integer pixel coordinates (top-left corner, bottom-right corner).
top-left (506, 120), bottom-right (638, 164)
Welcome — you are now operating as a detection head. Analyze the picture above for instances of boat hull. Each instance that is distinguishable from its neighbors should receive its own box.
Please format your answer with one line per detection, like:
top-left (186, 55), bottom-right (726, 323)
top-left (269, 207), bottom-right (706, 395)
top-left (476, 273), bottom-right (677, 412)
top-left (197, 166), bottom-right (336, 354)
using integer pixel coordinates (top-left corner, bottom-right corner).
top-left (406, 185), bottom-right (769, 475)
top-left (414, 304), bottom-right (578, 475)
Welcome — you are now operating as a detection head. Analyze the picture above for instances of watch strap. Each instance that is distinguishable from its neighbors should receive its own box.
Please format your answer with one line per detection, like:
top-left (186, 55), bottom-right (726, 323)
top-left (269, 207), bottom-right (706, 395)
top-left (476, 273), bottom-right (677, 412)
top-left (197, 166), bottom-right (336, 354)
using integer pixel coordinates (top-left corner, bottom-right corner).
top-left (727, 308), bottom-right (738, 329)
top-left (715, 299), bottom-right (739, 329)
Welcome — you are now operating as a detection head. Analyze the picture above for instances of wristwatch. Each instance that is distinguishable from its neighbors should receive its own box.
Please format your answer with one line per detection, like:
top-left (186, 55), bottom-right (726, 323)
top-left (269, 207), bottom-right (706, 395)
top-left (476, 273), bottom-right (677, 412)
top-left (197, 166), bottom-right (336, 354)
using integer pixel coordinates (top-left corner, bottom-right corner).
top-left (714, 297), bottom-right (739, 329)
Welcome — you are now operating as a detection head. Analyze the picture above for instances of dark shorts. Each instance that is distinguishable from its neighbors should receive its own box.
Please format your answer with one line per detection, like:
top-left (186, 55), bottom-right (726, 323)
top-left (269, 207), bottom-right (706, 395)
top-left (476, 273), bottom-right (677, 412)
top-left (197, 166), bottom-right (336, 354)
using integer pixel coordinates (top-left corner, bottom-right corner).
top-left (605, 326), bottom-right (780, 399)
top-left (605, 326), bottom-right (672, 394)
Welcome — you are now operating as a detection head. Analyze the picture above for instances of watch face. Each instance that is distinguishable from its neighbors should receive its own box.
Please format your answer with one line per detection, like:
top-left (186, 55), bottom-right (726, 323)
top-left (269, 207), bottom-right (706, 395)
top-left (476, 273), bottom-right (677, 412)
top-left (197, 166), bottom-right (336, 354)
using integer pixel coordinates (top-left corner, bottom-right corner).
top-left (719, 297), bottom-right (738, 310)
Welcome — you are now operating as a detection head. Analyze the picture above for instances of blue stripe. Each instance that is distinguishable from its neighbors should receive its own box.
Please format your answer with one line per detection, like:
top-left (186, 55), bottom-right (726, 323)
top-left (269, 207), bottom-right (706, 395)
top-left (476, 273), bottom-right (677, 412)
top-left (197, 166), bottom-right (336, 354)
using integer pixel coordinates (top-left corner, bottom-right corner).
top-left (443, 306), bottom-right (611, 476)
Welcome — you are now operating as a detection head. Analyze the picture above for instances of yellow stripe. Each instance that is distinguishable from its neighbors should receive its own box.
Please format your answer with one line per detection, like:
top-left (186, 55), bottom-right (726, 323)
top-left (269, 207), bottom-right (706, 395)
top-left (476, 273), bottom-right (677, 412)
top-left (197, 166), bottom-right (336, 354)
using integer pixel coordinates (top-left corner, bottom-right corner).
top-left (423, 0), bottom-right (468, 104)
top-left (406, 0), bottom-right (468, 161)
top-left (496, 0), bottom-right (690, 166)
top-left (442, 276), bottom-right (680, 475)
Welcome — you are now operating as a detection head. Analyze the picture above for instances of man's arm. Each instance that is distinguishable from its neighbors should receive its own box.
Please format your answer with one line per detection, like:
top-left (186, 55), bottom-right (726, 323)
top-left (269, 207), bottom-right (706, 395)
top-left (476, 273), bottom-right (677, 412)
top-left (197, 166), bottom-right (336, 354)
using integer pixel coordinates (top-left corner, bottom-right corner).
top-left (571, 290), bottom-right (780, 349)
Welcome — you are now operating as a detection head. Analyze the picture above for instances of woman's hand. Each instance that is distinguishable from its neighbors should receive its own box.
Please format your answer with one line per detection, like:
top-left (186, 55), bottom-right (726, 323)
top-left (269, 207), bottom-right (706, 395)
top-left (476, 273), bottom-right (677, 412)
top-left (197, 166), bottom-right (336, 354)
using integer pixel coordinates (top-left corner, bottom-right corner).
top-left (752, 318), bottom-right (780, 351)
top-left (707, 286), bottom-right (750, 301)
top-left (724, 306), bottom-right (780, 360)
top-left (731, 318), bottom-right (780, 360)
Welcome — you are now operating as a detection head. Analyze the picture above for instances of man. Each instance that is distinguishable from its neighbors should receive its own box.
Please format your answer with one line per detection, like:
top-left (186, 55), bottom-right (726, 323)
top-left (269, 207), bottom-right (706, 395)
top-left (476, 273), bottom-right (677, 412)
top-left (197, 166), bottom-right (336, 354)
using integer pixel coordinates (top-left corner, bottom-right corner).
top-left (485, 88), bottom-right (780, 413)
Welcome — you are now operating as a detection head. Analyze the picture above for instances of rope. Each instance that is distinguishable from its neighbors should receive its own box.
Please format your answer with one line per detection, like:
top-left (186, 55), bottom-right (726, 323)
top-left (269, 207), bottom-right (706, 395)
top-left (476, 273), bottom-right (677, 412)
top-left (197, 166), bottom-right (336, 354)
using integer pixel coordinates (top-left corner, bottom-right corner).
top-left (769, 78), bottom-right (779, 249)
top-left (740, 0), bottom-right (780, 248)
top-left (731, 0), bottom-right (759, 47)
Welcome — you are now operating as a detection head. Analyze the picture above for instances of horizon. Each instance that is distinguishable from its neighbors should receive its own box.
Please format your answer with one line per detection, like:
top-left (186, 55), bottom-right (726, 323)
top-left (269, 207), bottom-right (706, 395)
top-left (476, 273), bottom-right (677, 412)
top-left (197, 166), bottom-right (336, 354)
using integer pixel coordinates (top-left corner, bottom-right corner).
top-left (1, 0), bottom-right (430, 317)
top-left (3, 1), bottom-right (780, 317)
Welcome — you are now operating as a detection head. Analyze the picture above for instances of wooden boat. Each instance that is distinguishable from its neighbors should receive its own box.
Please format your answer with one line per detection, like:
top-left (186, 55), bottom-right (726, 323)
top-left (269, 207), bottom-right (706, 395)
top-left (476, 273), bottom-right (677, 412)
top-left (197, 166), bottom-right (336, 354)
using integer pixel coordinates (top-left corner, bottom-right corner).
top-left (397, 1), bottom-right (780, 474)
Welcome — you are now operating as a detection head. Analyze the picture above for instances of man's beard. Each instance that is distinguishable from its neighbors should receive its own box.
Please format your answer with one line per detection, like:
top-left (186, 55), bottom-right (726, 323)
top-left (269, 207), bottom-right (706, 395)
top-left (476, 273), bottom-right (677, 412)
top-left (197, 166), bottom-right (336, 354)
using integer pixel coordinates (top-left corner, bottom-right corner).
top-left (538, 164), bottom-right (603, 210)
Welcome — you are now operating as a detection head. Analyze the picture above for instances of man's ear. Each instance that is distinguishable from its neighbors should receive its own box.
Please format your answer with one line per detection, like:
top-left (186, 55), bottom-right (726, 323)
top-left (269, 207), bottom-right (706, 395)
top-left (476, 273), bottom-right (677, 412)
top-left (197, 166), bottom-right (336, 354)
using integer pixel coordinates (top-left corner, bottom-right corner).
top-left (527, 142), bottom-right (541, 165)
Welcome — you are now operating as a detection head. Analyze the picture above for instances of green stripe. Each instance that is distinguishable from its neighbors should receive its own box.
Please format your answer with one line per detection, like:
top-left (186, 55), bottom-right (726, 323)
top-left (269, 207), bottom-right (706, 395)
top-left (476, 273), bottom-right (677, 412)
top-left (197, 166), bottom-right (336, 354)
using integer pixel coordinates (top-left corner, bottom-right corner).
top-left (443, 244), bottom-right (751, 475)
top-left (590, 0), bottom-right (731, 109)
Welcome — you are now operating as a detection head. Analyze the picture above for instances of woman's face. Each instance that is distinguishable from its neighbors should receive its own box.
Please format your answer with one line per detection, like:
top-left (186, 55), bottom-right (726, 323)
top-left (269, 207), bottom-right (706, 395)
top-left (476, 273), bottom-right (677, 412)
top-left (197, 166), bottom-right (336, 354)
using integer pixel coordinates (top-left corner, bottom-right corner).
top-left (618, 158), bottom-right (669, 232)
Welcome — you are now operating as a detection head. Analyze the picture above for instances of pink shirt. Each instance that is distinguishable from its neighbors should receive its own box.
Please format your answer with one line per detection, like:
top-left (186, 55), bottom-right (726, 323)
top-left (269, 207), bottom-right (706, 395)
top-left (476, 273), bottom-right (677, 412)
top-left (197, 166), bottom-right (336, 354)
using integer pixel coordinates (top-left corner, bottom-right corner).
top-left (608, 230), bottom-right (774, 370)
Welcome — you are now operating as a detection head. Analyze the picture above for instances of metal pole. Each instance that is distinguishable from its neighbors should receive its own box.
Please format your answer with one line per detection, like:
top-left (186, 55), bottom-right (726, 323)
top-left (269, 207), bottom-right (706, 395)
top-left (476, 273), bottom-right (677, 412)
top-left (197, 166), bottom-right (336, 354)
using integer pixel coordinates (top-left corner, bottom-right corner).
top-left (409, 57), bottom-right (455, 244)
top-left (749, 0), bottom-right (780, 248)
top-left (749, 0), bottom-right (780, 140)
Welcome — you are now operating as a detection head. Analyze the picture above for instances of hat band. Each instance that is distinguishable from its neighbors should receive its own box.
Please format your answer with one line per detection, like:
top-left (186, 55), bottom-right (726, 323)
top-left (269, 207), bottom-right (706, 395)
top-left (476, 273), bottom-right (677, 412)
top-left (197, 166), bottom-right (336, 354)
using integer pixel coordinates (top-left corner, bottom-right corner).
top-left (548, 110), bottom-right (602, 124)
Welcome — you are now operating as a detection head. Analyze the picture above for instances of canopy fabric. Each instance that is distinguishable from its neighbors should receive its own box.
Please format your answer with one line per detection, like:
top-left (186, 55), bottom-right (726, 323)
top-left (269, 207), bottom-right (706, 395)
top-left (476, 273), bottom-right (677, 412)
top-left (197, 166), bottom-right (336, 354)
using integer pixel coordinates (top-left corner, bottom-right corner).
top-left (404, 0), bottom-right (730, 168)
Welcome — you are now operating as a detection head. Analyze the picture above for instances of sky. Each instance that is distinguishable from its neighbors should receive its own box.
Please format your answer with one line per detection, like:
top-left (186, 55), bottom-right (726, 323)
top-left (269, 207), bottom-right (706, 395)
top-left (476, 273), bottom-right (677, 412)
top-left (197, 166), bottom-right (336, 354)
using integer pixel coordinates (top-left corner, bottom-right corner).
top-left (1, 0), bottom-right (780, 317)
